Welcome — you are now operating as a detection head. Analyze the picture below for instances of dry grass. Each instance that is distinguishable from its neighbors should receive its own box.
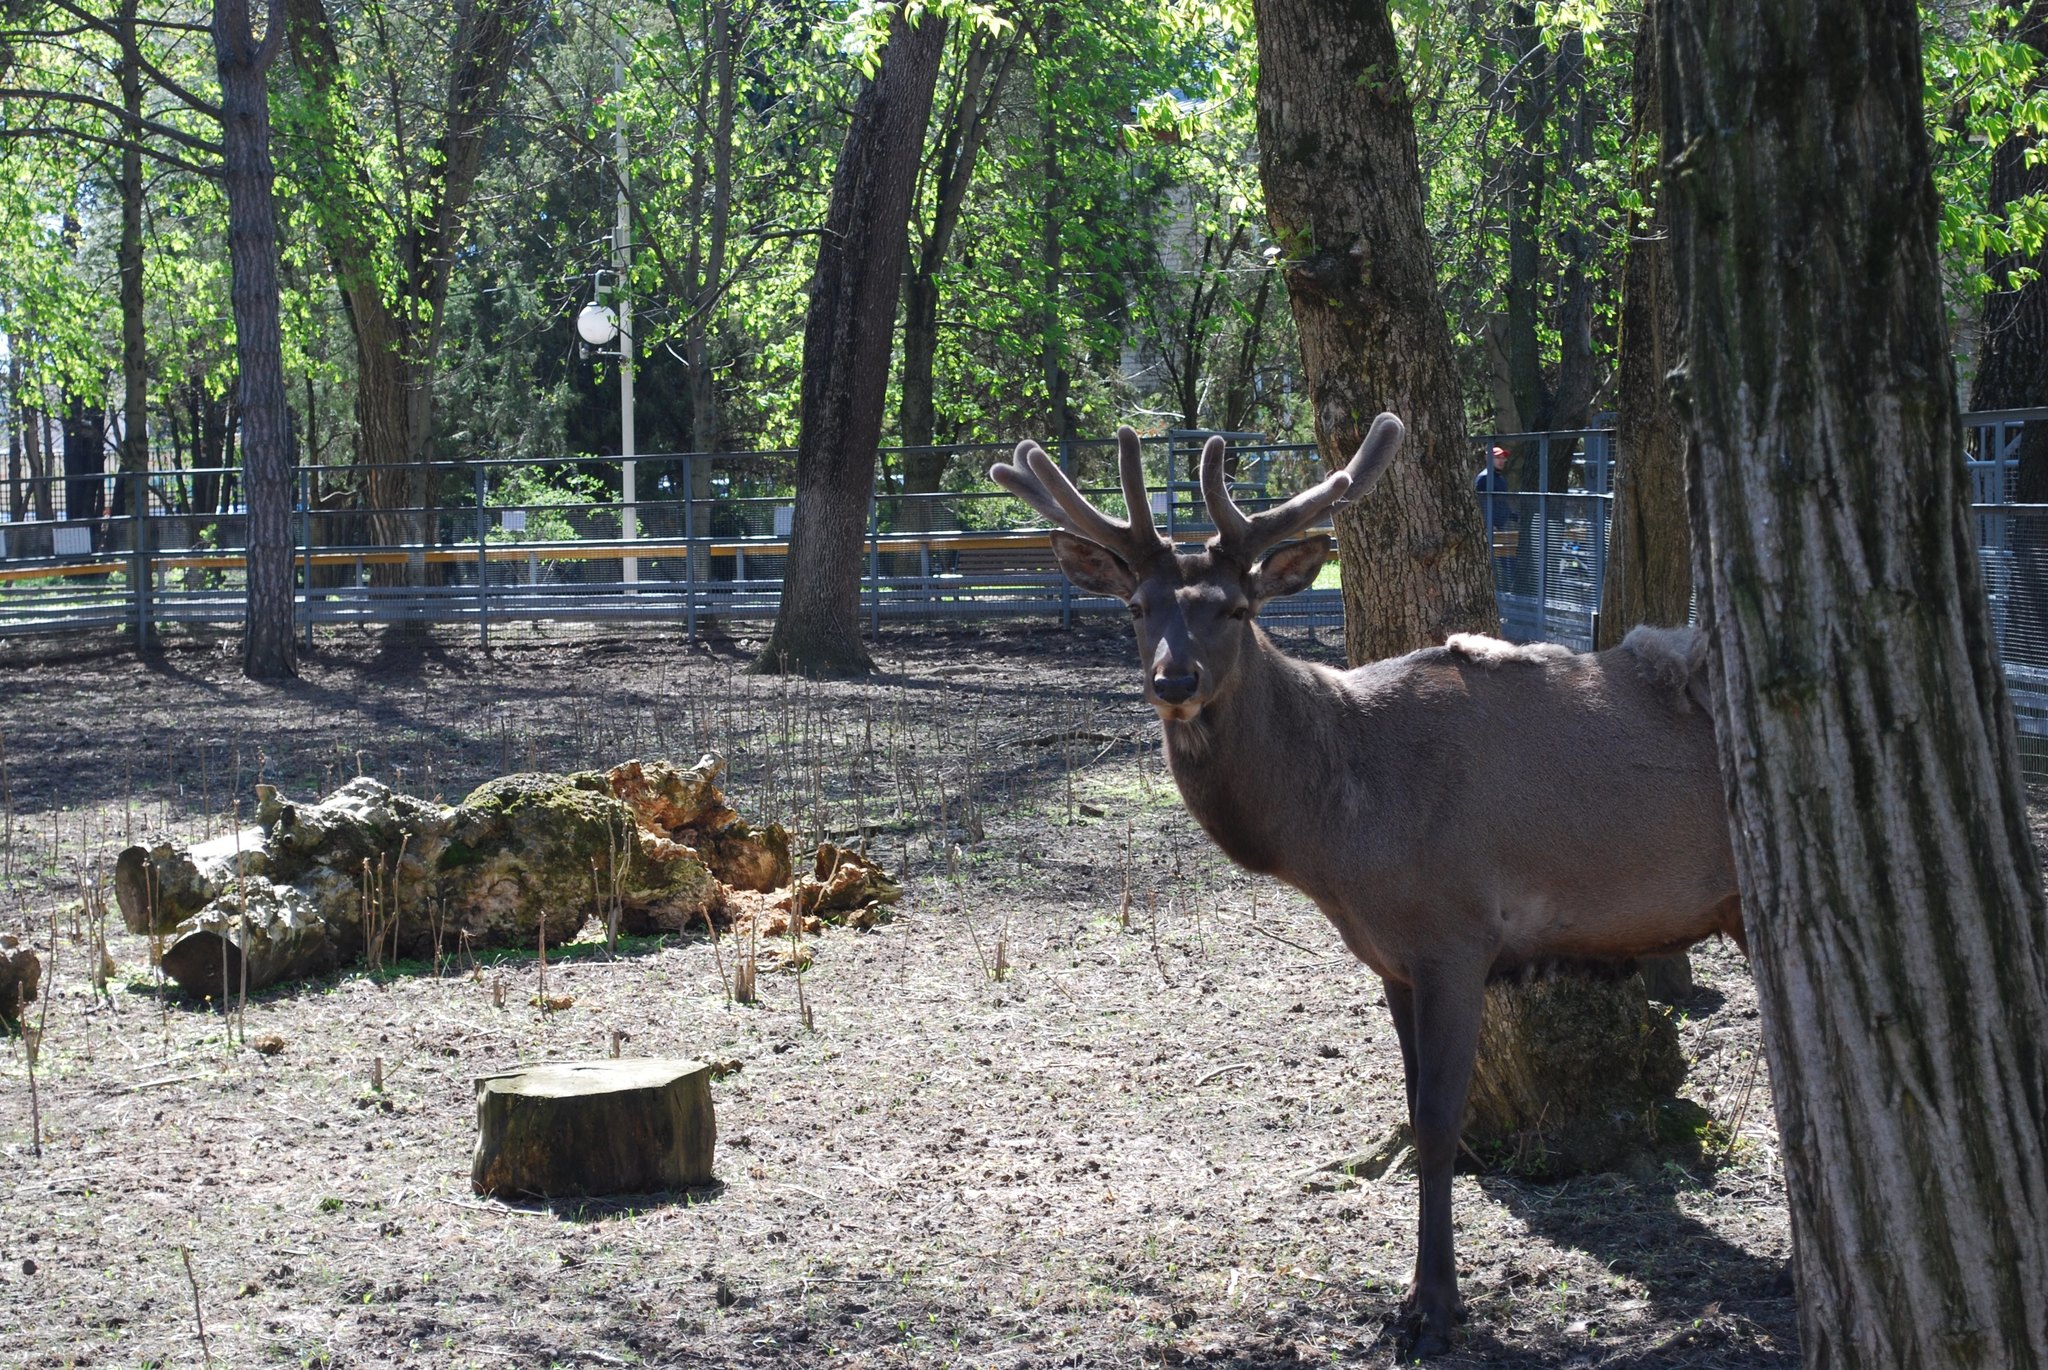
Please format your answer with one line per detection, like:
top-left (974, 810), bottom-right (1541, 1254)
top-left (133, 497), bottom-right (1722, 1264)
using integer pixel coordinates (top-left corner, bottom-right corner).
top-left (0, 622), bottom-right (1793, 1368)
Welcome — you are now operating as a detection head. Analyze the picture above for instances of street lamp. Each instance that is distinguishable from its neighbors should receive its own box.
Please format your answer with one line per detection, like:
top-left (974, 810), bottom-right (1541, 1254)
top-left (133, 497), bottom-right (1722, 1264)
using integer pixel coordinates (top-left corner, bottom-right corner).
top-left (576, 302), bottom-right (619, 349)
top-left (577, 49), bottom-right (638, 587)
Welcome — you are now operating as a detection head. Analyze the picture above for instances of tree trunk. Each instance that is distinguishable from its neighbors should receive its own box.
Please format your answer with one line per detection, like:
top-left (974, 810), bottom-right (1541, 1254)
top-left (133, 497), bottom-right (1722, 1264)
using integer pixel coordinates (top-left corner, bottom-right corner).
top-left (283, 0), bottom-right (539, 586)
top-left (1219, 265), bottom-right (1274, 435)
top-left (1500, 3), bottom-right (1548, 437)
top-left (7, 355), bottom-right (24, 522)
top-left (62, 397), bottom-right (106, 525)
top-left (117, 0), bottom-right (149, 490)
top-left (214, 0), bottom-right (297, 679)
top-left (472, 1059), bottom-right (716, 1198)
top-left (1665, 2), bottom-right (2048, 1363)
top-left (1252, 0), bottom-right (1496, 664)
top-left (1596, 0), bottom-right (1688, 653)
top-left (686, 0), bottom-right (735, 459)
top-left (898, 31), bottom-right (1015, 526)
top-left (1972, 1), bottom-right (2048, 667)
top-left (23, 399), bottom-right (54, 522)
top-left (753, 8), bottom-right (947, 677)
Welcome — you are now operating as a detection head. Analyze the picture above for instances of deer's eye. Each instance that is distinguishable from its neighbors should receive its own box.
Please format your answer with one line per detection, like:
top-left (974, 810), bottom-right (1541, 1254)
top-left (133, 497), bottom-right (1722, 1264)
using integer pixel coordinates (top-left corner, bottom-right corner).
top-left (1129, 602), bottom-right (1146, 619)
top-left (1229, 605), bottom-right (1251, 621)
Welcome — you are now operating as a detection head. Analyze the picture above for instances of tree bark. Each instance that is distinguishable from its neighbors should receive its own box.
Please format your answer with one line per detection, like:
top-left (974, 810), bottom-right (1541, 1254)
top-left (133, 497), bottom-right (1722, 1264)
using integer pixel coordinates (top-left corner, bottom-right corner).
top-left (284, 0), bottom-right (539, 577)
top-left (1500, 3), bottom-right (1547, 437)
top-left (1971, 1), bottom-right (2048, 667)
top-left (1598, 0), bottom-right (1689, 650)
top-left (7, 355), bottom-right (27, 522)
top-left (753, 8), bottom-right (947, 677)
top-left (472, 1059), bottom-right (716, 1198)
top-left (117, 0), bottom-right (156, 649)
top-left (1252, 0), bottom-right (1495, 664)
top-left (214, 0), bottom-right (296, 679)
top-left (898, 29), bottom-right (1015, 517)
top-left (1665, 3), bottom-right (2048, 1363)
top-left (686, 0), bottom-right (736, 458)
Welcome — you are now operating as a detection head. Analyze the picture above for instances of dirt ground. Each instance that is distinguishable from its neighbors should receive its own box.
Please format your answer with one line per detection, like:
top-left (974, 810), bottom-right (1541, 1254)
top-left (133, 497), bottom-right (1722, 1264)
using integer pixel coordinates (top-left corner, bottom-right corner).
top-left (0, 621), bottom-right (1797, 1368)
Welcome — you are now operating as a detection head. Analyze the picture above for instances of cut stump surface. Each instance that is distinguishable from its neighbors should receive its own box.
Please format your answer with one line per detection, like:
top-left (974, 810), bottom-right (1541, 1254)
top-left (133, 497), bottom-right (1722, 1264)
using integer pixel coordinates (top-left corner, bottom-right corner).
top-left (471, 1058), bottom-right (716, 1198)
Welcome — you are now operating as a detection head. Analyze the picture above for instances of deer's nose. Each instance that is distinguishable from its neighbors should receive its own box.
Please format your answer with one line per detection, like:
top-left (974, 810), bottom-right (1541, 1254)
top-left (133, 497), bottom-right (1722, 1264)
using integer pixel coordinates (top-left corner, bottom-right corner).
top-left (1152, 670), bottom-right (1200, 704)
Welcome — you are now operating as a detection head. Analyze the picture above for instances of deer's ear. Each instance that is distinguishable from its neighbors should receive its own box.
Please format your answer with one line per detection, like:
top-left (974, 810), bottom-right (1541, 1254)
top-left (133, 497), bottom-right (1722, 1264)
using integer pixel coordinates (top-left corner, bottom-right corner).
top-left (1250, 537), bottom-right (1328, 603)
top-left (1049, 530), bottom-right (1139, 600)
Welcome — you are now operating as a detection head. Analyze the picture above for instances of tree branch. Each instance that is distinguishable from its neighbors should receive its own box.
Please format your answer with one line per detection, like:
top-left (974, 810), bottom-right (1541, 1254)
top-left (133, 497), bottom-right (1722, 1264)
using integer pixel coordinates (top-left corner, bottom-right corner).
top-left (0, 87), bottom-right (222, 157)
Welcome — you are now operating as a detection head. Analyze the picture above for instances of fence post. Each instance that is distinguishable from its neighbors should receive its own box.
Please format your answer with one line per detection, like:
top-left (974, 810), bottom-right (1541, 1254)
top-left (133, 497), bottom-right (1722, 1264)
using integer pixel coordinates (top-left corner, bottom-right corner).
top-left (475, 464), bottom-right (490, 649)
top-left (1537, 436), bottom-right (1550, 639)
top-left (1058, 436), bottom-right (1074, 628)
top-left (684, 453), bottom-right (697, 644)
top-left (299, 466), bottom-right (314, 650)
top-left (867, 492), bottom-right (881, 635)
top-left (130, 469), bottom-right (153, 651)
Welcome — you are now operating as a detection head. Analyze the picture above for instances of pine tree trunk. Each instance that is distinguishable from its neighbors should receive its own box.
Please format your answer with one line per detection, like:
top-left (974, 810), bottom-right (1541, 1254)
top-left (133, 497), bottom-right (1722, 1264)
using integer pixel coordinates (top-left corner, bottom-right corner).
top-left (1251, 0), bottom-right (1495, 664)
top-left (214, 0), bottom-right (296, 680)
top-left (754, 9), bottom-right (946, 677)
top-left (1665, 3), bottom-right (2048, 1363)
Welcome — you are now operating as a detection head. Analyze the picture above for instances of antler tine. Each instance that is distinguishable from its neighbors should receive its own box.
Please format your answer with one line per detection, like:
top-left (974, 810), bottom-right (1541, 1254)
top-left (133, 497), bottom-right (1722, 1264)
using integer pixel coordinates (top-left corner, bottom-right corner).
top-left (1231, 412), bottom-right (1408, 560)
top-left (988, 440), bottom-right (1078, 531)
top-left (1199, 435), bottom-right (1253, 549)
top-left (1116, 427), bottom-right (1159, 546)
top-left (1022, 443), bottom-right (1159, 560)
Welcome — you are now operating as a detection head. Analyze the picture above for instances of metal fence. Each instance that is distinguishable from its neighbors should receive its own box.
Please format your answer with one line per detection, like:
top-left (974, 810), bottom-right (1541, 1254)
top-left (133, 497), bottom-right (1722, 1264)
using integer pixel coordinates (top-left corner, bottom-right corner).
top-left (5, 414), bottom-right (2048, 715)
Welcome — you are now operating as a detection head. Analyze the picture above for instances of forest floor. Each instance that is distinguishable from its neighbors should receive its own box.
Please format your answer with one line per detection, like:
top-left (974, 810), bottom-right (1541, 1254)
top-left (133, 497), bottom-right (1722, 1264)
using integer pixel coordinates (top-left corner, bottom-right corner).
top-left (1, 619), bottom-right (1800, 1368)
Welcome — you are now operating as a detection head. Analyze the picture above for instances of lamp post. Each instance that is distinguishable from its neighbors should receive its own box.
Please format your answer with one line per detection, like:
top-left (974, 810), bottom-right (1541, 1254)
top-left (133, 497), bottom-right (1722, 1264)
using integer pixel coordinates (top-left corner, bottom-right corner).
top-left (575, 292), bottom-right (634, 585)
top-left (578, 59), bottom-right (637, 586)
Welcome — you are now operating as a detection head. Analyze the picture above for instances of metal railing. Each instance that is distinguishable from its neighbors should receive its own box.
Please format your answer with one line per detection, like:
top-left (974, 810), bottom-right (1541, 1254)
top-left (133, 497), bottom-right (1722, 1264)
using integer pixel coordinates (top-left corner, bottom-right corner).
top-left (5, 414), bottom-right (2047, 714)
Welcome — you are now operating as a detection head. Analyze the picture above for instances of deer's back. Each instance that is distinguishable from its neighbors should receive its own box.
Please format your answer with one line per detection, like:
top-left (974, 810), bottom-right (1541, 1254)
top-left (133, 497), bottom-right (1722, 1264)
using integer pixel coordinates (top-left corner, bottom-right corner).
top-left (1302, 633), bottom-right (1739, 974)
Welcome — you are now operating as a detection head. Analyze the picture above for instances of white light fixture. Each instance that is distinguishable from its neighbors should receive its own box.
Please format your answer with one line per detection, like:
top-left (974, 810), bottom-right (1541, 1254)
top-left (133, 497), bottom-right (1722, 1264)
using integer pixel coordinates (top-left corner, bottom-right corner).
top-left (576, 301), bottom-right (619, 348)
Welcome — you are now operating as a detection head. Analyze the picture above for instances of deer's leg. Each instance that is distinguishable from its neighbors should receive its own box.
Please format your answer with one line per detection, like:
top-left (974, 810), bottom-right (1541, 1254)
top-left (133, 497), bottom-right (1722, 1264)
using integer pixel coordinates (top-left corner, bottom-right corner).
top-left (1382, 975), bottom-right (1419, 1125)
top-left (1398, 966), bottom-right (1485, 1358)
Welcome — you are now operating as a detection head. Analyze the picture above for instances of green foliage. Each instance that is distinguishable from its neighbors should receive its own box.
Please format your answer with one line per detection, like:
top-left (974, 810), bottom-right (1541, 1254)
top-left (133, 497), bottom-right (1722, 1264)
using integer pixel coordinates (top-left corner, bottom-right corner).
top-left (1924, 1), bottom-right (2048, 303)
top-left (3, 0), bottom-right (2043, 506)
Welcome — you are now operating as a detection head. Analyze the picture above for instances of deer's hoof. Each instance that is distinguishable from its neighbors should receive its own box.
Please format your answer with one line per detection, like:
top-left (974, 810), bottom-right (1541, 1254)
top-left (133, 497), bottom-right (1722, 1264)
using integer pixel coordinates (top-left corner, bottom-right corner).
top-left (1394, 1288), bottom-right (1463, 1359)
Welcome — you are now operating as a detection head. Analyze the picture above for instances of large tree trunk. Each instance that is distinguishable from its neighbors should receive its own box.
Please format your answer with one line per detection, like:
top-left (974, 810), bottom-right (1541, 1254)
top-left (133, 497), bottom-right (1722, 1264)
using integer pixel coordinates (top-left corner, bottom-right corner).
top-left (1596, 0), bottom-right (1693, 1003)
top-left (1972, 1), bottom-right (2048, 668)
top-left (284, 0), bottom-right (538, 587)
top-left (1665, 2), bottom-right (2048, 1363)
top-left (117, 0), bottom-right (156, 647)
top-left (1252, 0), bottom-right (1495, 663)
top-left (214, 0), bottom-right (297, 679)
top-left (753, 8), bottom-right (947, 677)
top-left (1598, 0), bottom-right (1689, 649)
top-left (1500, 3), bottom-right (1547, 438)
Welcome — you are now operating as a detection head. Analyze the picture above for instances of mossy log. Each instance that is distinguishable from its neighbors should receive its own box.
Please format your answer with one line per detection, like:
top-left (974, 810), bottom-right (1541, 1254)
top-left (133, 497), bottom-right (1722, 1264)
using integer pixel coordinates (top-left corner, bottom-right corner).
top-left (471, 1059), bottom-right (716, 1198)
top-left (1465, 972), bottom-right (1707, 1180)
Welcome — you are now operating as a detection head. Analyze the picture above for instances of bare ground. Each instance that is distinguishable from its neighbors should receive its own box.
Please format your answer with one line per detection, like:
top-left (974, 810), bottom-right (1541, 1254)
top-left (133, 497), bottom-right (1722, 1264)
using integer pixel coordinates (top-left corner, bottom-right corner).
top-left (0, 621), bottom-right (1795, 1368)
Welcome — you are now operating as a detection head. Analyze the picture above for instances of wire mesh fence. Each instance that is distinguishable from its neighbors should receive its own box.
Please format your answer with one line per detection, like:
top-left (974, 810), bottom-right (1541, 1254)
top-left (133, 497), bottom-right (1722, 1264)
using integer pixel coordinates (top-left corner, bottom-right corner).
top-left (6, 413), bottom-right (2048, 742)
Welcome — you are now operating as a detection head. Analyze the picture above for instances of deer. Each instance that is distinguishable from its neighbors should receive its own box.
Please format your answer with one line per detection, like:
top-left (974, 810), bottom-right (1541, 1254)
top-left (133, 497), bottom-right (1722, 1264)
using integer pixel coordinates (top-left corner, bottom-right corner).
top-left (991, 414), bottom-right (1743, 1357)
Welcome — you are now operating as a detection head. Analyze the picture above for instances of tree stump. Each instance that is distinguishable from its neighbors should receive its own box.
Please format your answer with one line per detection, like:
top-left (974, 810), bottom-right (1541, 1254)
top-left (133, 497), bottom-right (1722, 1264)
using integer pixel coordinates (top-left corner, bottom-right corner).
top-left (471, 1059), bottom-right (716, 1198)
top-left (1465, 973), bottom-right (1709, 1180)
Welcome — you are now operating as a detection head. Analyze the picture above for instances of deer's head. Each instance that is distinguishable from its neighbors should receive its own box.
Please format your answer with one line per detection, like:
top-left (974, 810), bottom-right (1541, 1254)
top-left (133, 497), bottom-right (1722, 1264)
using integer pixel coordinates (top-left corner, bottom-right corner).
top-left (991, 415), bottom-right (1405, 721)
